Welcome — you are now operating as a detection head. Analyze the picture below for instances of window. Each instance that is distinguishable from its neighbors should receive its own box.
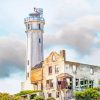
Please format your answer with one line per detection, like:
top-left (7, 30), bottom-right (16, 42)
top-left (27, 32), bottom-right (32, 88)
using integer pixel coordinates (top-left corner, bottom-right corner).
top-left (72, 65), bottom-right (77, 73)
top-left (39, 38), bottom-right (41, 43)
top-left (31, 24), bottom-right (32, 30)
top-left (38, 24), bottom-right (41, 30)
top-left (85, 80), bottom-right (88, 84)
top-left (46, 79), bottom-right (53, 88)
top-left (52, 55), bottom-right (56, 61)
top-left (76, 79), bottom-right (79, 86)
top-left (27, 24), bottom-right (30, 30)
top-left (80, 81), bottom-right (84, 85)
top-left (90, 68), bottom-right (94, 75)
top-left (56, 92), bottom-right (59, 98)
top-left (48, 93), bottom-right (51, 97)
top-left (55, 66), bottom-right (59, 73)
top-left (34, 83), bottom-right (38, 90)
top-left (89, 80), bottom-right (94, 88)
top-left (27, 73), bottom-right (29, 78)
top-left (46, 80), bottom-right (49, 84)
top-left (28, 60), bottom-right (29, 65)
top-left (49, 66), bottom-right (52, 74)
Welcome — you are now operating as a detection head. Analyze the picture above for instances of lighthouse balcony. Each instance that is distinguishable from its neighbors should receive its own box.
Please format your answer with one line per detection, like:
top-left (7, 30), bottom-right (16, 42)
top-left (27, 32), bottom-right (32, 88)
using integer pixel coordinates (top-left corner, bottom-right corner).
top-left (24, 17), bottom-right (44, 23)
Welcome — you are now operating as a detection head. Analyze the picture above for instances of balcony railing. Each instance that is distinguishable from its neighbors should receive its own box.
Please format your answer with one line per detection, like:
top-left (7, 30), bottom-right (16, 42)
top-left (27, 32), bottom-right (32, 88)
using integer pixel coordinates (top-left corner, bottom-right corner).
top-left (24, 17), bottom-right (44, 23)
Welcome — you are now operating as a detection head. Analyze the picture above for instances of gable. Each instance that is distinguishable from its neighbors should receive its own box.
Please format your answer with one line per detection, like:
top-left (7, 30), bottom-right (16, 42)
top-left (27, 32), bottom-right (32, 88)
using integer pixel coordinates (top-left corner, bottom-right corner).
top-left (44, 51), bottom-right (64, 64)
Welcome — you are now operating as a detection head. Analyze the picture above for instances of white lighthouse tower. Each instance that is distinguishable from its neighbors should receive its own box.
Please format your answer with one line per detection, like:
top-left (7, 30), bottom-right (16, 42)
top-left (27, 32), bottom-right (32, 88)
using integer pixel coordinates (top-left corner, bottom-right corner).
top-left (23, 8), bottom-right (45, 88)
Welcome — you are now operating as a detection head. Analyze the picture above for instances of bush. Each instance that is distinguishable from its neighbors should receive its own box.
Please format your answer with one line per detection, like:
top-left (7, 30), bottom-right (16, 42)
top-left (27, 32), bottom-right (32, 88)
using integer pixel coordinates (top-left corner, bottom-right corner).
top-left (0, 93), bottom-right (11, 100)
top-left (94, 87), bottom-right (100, 92)
top-left (0, 92), bottom-right (22, 100)
top-left (74, 91), bottom-right (84, 100)
top-left (15, 90), bottom-right (42, 96)
top-left (74, 88), bottom-right (100, 100)
top-left (47, 97), bottom-right (56, 100)
top-left (30, 94), bottom-right (37, 99)
top-left (34, 96), bottom-right (45, 100)
top-left (13, 95), bottom-right (22, 100)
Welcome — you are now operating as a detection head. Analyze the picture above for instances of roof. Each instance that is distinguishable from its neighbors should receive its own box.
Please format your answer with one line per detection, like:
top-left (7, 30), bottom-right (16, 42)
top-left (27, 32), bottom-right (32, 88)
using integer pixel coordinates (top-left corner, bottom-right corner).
top-left (65, 60), bottom-right (99, 67)
top-left (57, 73), bottom-right (73, 78)
top-left (31, 62), bottom-right (43, 70)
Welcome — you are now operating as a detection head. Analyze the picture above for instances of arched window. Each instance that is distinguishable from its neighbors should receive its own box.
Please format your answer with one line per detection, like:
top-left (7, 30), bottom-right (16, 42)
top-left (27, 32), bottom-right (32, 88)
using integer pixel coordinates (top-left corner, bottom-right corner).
top-left (72, 65), bottom-right (77, 73)
top-left (90, 68), bottom-right (94, 75)
top-left (52, 55), bottom-right (56, 61)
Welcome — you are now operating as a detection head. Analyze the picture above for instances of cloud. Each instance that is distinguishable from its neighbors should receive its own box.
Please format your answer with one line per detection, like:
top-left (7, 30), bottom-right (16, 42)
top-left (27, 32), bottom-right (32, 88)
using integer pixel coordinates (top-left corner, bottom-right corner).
top-left (0, 36), bottom-right (25, 78)
top-left (80, 48), bottom-right (100, 66)
top-left (44, 15), bottom-right (100, 54)
top-left (0, 0), bottom-right (100, 78)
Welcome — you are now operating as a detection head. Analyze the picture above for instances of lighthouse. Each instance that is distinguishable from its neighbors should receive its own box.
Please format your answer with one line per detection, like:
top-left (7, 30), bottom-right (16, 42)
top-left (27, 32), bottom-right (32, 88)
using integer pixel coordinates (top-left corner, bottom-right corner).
top-left (24, 8), bottom-right (45, 82)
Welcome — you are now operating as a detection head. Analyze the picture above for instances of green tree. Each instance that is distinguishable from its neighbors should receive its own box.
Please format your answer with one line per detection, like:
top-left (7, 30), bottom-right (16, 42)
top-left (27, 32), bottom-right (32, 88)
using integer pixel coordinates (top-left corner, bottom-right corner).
top-left (46, 97), bottom-right (56, 100)
top-left (74, 88), bottom-right (100, 100)
top-left (34, 96), bottom-right (45, 100)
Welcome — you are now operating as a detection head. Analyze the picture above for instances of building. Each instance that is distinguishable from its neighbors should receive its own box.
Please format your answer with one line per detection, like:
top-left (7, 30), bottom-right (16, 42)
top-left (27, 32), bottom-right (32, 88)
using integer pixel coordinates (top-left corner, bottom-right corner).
top-left (21, 7), bottom-right (45, 90)
top-left (30, 50), bottom-right (100, 99)
top-left (21, 8), bottom-right (100, 100)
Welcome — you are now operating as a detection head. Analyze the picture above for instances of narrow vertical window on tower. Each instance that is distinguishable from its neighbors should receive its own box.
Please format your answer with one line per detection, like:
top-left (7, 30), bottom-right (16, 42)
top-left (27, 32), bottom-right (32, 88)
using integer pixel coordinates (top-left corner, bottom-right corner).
top-left (28, 24), bottom-right (30, 30)
top-left (27, 73), bottom-right (29, 78)
top-left (31, 24), bottom-right (32, 30)
top-left (39, 38), bottom-right (41, 43)
top-left (28, 60), bottom-right (29, 65)
top-left (39, 24), bottom-right (41, 30)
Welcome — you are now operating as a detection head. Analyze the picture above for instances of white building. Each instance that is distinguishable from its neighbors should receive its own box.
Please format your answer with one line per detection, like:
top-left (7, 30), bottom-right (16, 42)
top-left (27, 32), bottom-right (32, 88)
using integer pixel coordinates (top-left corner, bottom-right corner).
top-left (21, 8), bottom-right (45, 90)
top-left (21, 8), bottom-right (100, 100)
top-left (42, 50), bottom-right (100, 99)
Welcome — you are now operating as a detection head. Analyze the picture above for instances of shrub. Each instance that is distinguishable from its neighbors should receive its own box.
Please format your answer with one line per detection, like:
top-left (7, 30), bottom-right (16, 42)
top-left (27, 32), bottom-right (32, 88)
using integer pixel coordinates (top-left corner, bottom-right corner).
top-left (74, 88), bottom-right (100, 100)
top-left (94, 87), bottom-right (100, 92)
top-left (46, 97), bottom-right (56, 100)
top-left (34, 96), bottom-right (45, 100)
top-left (0, 93), bottom-right (11, 100)
top-left (30, 94), bottom-right (37, 99)
top-left (13, 95), bottom-right (22, 100)
top-left (74, 91), bottom-right (84, 100)
top-left (15, 90), bottom-right (42, 96)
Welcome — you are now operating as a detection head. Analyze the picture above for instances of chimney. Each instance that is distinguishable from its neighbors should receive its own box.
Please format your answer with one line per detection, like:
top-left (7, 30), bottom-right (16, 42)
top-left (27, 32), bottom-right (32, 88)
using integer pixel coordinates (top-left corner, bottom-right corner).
top-left (60, 50), bottom-right (66, 61)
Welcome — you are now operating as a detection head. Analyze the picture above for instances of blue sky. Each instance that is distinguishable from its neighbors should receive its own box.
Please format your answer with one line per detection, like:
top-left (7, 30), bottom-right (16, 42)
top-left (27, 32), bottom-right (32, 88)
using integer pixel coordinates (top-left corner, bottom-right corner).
top-left (0, 0), bottom-right (100, 94)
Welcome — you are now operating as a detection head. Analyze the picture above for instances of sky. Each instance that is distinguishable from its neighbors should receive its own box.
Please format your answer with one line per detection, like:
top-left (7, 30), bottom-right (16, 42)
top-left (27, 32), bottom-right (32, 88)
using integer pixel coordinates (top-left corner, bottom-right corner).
top-left (0, 0), bottom-right (100, 94)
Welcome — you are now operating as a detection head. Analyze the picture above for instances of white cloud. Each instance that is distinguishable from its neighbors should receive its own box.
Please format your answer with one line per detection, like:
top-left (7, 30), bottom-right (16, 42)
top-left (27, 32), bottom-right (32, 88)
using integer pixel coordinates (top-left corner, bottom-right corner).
top-left (44, 15), bottom-right (100, 54)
